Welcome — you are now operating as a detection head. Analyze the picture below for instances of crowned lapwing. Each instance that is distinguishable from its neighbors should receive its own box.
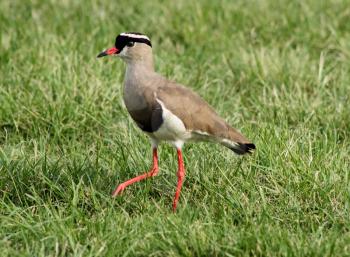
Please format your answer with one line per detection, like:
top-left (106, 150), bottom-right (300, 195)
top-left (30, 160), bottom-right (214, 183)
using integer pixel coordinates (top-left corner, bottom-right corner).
top-left (97, 32), bottom-right (255, 211)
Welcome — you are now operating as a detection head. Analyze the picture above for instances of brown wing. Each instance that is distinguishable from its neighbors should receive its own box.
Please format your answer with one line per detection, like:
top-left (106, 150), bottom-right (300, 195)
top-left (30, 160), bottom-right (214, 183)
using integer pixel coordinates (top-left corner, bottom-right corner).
top-left (156, 82), bottom-right (251, 145)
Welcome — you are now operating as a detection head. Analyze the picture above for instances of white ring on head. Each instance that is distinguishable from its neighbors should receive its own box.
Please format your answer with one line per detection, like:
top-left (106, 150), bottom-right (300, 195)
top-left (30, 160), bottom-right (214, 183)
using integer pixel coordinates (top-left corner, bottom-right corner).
top-left (120, 33), bottom-right (150, 41)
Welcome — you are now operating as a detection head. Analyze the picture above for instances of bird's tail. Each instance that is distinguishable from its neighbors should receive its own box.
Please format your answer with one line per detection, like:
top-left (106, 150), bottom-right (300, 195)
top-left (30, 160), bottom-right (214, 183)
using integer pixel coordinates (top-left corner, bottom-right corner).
top-left (220, 127), bottom-right (256, 155)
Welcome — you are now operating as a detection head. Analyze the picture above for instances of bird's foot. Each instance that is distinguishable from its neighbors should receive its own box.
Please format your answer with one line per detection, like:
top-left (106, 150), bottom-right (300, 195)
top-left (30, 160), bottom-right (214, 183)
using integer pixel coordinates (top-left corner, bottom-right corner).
top-left (111, 166), bottom-right (159, 198)
top-left (112, 183), bottom-right (127, 197)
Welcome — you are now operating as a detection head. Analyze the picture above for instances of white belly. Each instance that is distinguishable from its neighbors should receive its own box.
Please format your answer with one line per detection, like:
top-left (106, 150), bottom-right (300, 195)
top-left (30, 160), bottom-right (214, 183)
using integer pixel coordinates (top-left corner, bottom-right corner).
top-left (151, 99), bottom-right (191, 146)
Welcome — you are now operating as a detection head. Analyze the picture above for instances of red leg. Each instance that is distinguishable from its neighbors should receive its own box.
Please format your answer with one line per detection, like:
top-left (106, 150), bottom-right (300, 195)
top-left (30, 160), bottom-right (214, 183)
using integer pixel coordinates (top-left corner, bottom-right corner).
top-left (112, 148), bottom-right (159, 197)
top-left (172, 149), bottom-right (185, 212)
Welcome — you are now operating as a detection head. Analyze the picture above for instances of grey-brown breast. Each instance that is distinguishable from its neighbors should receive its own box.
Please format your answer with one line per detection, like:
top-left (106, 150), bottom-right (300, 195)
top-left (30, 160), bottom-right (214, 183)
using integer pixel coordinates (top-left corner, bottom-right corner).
top-left (124, 89), bottom-right (163, 133)
top-left (123, 74), bottom-right (165, 133)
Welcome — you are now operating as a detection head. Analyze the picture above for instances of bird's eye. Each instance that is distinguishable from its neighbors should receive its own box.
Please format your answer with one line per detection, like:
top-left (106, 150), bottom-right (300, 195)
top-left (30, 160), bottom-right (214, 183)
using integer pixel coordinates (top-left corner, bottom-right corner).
top-left (126, 41), bottom-right (135, 47)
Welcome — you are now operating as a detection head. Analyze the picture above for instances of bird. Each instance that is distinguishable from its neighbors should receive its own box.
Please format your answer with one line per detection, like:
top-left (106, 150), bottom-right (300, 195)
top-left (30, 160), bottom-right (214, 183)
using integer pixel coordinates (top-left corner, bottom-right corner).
top-left (97, 32), bottom-right (255, 212)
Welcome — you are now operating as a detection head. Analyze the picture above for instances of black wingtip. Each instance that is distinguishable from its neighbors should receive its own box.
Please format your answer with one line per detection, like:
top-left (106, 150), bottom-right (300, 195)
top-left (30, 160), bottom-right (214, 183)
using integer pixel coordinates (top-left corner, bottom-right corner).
top-left (245, 143), bottom-right (256, 152)
top-left (230, 143), bottom-right (256, 155)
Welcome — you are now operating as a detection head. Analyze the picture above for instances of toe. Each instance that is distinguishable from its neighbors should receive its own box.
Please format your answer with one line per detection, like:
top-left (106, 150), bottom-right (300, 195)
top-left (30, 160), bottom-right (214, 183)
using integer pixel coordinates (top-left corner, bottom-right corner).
top-left (112, 184), bottom-right (125, 197)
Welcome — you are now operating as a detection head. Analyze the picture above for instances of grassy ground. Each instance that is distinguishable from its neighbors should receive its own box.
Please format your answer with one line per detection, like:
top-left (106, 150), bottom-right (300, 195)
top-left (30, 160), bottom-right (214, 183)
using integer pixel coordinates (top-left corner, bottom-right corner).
top-left (1, 0), bottom-right (350, 256)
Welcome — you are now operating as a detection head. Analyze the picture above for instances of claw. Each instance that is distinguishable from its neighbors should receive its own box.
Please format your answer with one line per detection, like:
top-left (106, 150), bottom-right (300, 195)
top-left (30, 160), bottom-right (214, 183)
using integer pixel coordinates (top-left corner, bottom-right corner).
top-left (112, 148), bottom-right (159, 198)
top-left (112, 184), bottom-right (126, 197)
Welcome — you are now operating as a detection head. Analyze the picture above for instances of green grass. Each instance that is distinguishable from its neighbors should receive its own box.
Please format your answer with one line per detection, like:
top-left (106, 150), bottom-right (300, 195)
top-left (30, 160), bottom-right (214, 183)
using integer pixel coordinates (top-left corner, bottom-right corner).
top-left (1, 0), bottom-right (350, 256)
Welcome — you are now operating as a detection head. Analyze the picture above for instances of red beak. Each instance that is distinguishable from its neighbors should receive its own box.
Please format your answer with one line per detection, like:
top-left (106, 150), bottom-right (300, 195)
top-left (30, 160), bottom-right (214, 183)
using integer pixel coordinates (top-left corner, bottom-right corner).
top-left (97, 47), bottom-right (118, 58)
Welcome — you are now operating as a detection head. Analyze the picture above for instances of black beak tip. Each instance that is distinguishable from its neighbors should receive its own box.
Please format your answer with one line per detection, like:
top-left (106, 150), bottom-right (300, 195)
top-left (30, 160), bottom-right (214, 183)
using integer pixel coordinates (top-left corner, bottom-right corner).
top-left (97, 52), bottom-right (107, 58)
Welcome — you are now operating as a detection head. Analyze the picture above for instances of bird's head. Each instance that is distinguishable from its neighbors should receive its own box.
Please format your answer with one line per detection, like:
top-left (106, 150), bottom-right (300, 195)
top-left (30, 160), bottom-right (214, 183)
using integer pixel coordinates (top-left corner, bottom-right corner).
top-left (97, 32), bottom-right (152, 62)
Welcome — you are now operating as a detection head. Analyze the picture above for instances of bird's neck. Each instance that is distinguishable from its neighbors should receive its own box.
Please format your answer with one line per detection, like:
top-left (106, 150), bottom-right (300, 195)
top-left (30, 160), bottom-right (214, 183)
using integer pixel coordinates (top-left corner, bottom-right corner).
top-left (124, 54), bottom-right (155, 78)
top-left (125, 62), bottom-right (156, 93)
top-left (124, 55), bottom-right (156, 96)
top-left (123, 56), bottom-right (155, 111)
